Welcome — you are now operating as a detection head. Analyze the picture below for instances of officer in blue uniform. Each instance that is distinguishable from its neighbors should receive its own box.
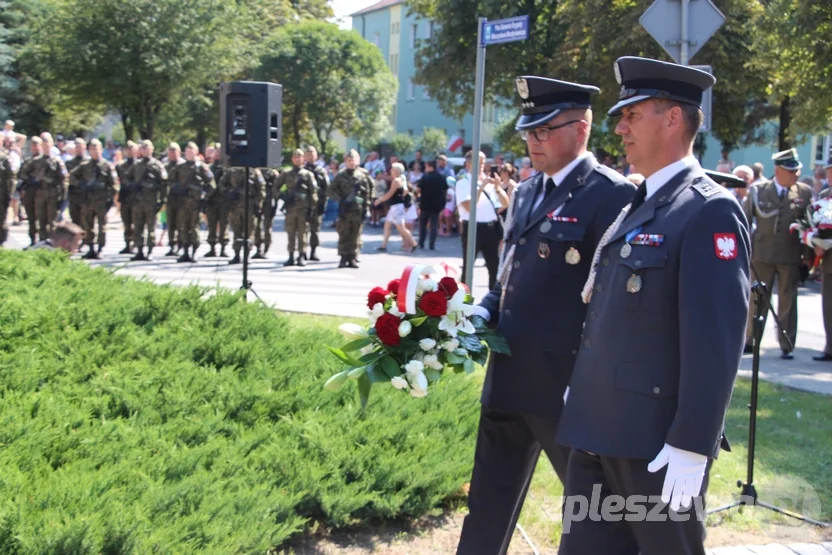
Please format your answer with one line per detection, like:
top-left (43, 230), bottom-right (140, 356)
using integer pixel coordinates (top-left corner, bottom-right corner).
top-left (455, 77), bottom-right (635, 555)
top-left (556, 57), bottom-right (750, 555)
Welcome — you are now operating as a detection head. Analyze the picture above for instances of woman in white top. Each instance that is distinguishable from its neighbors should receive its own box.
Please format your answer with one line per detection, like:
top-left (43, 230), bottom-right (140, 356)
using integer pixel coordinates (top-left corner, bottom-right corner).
top-left (373, 162), bottom-right (417, 252)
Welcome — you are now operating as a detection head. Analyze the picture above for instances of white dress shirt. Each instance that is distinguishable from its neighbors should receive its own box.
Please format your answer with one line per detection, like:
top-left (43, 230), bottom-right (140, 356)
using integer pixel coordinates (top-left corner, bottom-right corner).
top-left (643, 155), bottom-right (699, 200)
top-left (455, 175), bottom-right (500, 223)
top-left (531, 151), bottom-right (593, 212)
top-left (773, 179), bottom-right (787, 198)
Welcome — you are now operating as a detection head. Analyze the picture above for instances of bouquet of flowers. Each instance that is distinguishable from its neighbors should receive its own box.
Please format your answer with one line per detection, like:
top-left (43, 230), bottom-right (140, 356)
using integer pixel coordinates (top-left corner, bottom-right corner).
top-left (324, 263), bottom-right (510, 409)
top-left (790, 197), bottom-right (832, 251)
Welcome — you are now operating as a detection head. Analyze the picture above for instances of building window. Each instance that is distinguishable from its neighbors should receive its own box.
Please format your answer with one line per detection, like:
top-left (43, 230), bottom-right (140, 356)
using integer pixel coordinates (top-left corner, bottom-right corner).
top-left (388, 53), bottom-right (399, 73)
top-left (815, 135), bottom-right (828, 165)
top-left (410, 24), bottom-right (418, 48)
top-left (391, 22), bottom-right (399, 35)
top-left (428, 22), bottom-right (434, 38)
top-left (407, 79), bottom-right (415, 100)
top-left (391, 104), bottom-right (397, 126)
top-left (422, 87), bottom-right (430, 100)
top-left (373, 33), bottom-right (380, 47)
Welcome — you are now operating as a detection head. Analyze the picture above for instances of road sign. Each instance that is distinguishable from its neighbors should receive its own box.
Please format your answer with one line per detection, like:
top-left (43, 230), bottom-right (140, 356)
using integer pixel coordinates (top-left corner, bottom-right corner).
top-left (692, 64), bottom-right (713, 132)
top-left (481, 15), bottom-right (529, 46)
top-left (639, 0), bottom-right (725, 64)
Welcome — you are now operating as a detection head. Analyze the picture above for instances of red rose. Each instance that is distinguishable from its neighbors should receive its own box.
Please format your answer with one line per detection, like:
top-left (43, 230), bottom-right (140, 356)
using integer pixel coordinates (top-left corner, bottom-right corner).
top-left (438, 277), bottom-right (459, 298)
top-left (375, 313), bottom-right (401, 346)
top-left (387, 278), bottom-right (401, 297)
top-left (419, 291), bottom-right (448, 317)
top-left (367, 286), bottom-right (387, 309)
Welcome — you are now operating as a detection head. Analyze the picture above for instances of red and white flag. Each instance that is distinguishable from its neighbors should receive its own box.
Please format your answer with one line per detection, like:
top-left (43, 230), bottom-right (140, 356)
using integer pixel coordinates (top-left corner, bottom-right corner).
top-left (446, 135), bottom-right (464, 153)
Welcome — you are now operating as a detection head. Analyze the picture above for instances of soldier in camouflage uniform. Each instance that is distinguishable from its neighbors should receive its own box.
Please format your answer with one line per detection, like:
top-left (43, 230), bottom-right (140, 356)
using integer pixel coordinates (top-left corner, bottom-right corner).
top-left (205, 143), bottom-right (229, 257)
top-left (128, 140), bottom-right (168, 261)
top-left (116, 141), bottom-right (138, 254)
top-left (328, 149), bottom-right (373, 268)
top-left (75, 139), bottom-right (117, 259)
top-left (164, 143), bottom-right (184, 255)
top-left (276, 149), bottom-right (317, 267)
top-left (221, 166), bottom-right (265, 265)
top-left (254, 166), bottom-right (280, 259)
top-left (0, 143), bottom-right (15, 246)
top-left (65, 138), bottom-right (89, 229)
top-left (168, 142), bottom-right (215, 263)
top-left (18, 135), bottom-right (68, 245)
top-left (304, 145), bottom-right (329, 262)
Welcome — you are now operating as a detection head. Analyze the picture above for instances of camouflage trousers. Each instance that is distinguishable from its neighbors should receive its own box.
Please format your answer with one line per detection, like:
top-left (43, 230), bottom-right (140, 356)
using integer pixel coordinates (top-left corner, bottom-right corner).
top-left (132, 196), bottom-right (158, 249)
top-left (285, 207), bottom-right (308, 253)
top-left (228, 203), bottom-right (256, 253)
top-left (0, 188), bottom-right (10, 245)
top-left (34, 189), bottom-right (59, 242)
top-left (177, 197), bottom-right (201, 248)
top-left (68, 188), bottom-right (85, 227)
top-left (166, 195), bottom-right (182, 247)
top-left (308, 210), bottom-right (322, 250)
top-left (205, 200), bottom-right (229, 247)
top-left (121, 202), bottom-right (134, 244)
top-left (81, 193), bottom-right (110, 247)
top-left (336, 210), bottom-right (364, 258)
top-left (255, 206), bottom-right (276, 251)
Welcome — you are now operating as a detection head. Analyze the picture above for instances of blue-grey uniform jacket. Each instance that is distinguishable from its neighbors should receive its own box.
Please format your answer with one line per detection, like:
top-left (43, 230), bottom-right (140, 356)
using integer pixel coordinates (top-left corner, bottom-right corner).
top-left (557, 165), bottom-right (750, 459)
top-left (479, 155), bottom-right (635, 418)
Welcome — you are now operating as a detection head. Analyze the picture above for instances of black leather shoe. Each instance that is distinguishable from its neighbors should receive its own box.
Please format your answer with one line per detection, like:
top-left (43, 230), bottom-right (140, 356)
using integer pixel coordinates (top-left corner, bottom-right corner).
top-left (812, 353), bottom-right (832, 361)
top-left (780, 350), bottom-right (794, 360)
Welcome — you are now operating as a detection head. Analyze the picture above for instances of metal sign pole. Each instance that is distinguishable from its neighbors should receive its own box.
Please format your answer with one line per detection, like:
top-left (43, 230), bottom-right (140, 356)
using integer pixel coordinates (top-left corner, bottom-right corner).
top-left (680, 0), bottom-right (689, 64)
top-left (464, 16), bottom-right (487, 289)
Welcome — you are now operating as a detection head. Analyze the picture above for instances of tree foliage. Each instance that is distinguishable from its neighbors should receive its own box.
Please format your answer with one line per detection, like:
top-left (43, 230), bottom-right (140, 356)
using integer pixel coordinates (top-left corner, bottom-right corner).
top-left (389, 133), bottom-right (416, 158)
top-left (255, 22), bottom-right (396, 157)
top-left (419, 127), bottom-right (447, 159)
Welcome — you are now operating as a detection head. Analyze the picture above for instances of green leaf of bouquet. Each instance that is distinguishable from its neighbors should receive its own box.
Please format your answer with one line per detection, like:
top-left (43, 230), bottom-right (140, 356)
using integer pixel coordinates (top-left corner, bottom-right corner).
top-left (482, 332), bottom-right (512, 356)
top-left (358, 373), bottom-right (372, 411)
top-left (463, 358), bottom-right (475, 374)
top-left (341, 337), bottom-right (373, 352)
top-left (379, 356), bottom-right (401, 378)
top-left (445, 352), bottom-right (465, 365)
top-left (409, 316), bottom-right (428, 327)
top-left (347, 367), bottom-right (366, 379)
top-left (324, 371), bottom-right (350, 390)
top-left (326, 345), bottom-right (366, 367)
top-left (457, 334), bottom-right (484, 353)
top-left (425, 368), bottom-right (441, 383)
top-left (366, 362), bottom-right (388, 384)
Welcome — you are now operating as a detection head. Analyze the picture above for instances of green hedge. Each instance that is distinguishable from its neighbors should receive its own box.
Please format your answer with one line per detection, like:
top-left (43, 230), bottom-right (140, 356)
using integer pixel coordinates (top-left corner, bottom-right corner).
top-left (0, 251), bottom-right (480, 554)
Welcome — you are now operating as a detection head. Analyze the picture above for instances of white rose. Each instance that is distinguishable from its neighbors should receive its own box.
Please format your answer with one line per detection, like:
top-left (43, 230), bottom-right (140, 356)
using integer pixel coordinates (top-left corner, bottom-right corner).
top-left (338, 323), bottom-right (368, 340)
top-left (419, 338), bottom-right (437, 351)
top-left (423, 354), bottom-right (443, 370)
top-left (404, 360), bottom-right (425, 375)
top-left (408, 370), bottom-right (429, 397)
top-left (418, 278), bottom-right (438, 292)
top-left (368, 303), bottom-right (385, 324)
top-left (443, 339), bottom-right (459, 352)
top-left (398, 320), bottom-right (413, 337)
top-left (391, 376), bottom-right (409, 390)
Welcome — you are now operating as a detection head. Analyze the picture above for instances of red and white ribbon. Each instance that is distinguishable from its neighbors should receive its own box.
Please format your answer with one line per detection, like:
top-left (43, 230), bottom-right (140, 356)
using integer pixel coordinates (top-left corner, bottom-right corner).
top-left (397, 264), bottom-right (434, 314)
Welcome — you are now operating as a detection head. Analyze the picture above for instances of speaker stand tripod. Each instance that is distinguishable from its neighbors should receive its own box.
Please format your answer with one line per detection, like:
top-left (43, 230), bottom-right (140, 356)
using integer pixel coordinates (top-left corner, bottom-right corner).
top-left (708, 276), bottom-right (828, 527)
top-left (240, 165), bottom-right (263, 303)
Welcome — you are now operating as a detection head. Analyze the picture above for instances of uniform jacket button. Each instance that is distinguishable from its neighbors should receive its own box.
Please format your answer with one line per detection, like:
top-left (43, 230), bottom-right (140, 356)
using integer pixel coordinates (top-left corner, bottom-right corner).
top-left (572, 349), bottom-right (578, 355)
top-left (635, 260), bottom-right (642, 267)
top-left (518, 237), bottom-right (526, 245)
top-left (504, 309), bottom-right (512, 317)
top-left (584, 339), bottom-right (591, 348)
top-left (595, 284), bottom-right (603, 293)
top-left (602, 258), bottom-right (610, 266)
top-left (507, 285), bottom-right (515, 293)
top-left (557, 233), bottom-right (564, 239)
top-left (653, 386), bottom-right (661, 395)
top-left (589, 311), bottom-right (596, 320)
top-left (513, 261), bottom-right (521, 269)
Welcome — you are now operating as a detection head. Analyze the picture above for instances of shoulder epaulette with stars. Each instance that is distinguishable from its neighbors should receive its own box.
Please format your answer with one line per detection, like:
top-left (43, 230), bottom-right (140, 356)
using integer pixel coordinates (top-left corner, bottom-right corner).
top-left (692, 177), bottom-right (721, 198)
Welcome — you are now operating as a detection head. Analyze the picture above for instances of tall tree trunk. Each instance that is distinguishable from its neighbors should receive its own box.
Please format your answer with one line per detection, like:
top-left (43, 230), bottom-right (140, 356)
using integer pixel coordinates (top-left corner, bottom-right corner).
top-left (778, 96), bottom-right (791, 151)
top-left (196, 125), bottom-right (207, 152)
top-left (121, 112), bottom-right (134, 142)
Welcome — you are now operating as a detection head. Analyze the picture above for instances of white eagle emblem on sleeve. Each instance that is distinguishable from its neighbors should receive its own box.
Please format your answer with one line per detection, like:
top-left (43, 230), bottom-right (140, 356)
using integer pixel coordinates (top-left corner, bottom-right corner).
top-left (714, 233), bottom-right (738, 260)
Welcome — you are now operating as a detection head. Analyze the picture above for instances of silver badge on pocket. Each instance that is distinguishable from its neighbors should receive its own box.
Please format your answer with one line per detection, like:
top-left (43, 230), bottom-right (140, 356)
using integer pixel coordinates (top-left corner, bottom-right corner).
top-left (565, 247), bottom-right (581, 265)
top-left (626, 274), bottom-right (642, 293)
top-left (538, 241), bottom-right (551, 259)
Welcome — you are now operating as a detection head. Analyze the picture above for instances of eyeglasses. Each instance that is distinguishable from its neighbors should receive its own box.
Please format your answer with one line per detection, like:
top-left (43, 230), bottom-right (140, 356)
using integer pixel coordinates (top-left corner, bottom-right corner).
top-left (519, 119), bottom-right (585, 142)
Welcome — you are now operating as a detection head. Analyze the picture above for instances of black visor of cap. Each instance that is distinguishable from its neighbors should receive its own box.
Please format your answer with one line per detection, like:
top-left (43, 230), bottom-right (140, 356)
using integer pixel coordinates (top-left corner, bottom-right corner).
top-left (619, 78), bottom-right (703, 106)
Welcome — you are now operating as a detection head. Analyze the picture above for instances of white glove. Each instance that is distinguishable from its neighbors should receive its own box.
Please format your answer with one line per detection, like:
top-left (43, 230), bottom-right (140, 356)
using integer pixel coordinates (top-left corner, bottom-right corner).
top-left (647, 443), bottom-right (707, 512)
top-left (563, 386), bottom-right (570, 404)
top-left (472, 305), bottom-right (491, 322)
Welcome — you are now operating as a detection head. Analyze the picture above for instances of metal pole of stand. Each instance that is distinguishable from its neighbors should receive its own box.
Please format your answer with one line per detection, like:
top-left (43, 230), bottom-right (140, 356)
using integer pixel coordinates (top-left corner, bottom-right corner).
top-left (708, 281), bottom-right (828, 527)
top-left (242, 166), bottom-right (251, 291)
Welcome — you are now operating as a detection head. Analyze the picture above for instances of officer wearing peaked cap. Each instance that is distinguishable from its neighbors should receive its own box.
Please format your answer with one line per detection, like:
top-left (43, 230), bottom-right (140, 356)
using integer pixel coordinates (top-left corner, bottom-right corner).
top-left (741, 147), bottom-right (812, 359)
top-left (556, 57), bottom-right (750, 555)
top-left (455, 76), bottom-right (635, 555)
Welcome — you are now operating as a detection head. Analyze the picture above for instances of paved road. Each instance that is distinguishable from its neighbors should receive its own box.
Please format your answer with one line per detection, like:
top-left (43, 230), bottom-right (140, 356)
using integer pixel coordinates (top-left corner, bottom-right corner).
top-left (7, 212), bottom-right (832, 395)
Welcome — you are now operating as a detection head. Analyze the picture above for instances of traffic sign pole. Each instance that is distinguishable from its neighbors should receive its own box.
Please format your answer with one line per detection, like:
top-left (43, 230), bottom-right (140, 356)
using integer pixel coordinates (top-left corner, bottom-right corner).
top-left (680, 0), bottom-right (689, 64)
top-left (464, 17), bottom-right (487, 289)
